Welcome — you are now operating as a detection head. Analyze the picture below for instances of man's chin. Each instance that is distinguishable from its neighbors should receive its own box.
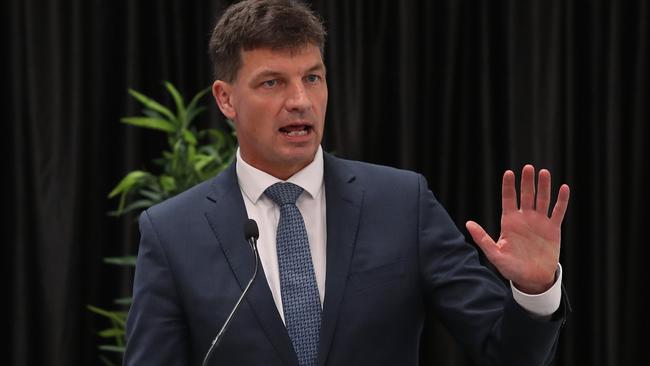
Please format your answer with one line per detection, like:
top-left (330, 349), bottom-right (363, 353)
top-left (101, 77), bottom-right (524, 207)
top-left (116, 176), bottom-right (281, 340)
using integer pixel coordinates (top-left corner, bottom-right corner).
top-left (283, 152), bottom-right (317, 168)
top-left (277, 147), bottom-right (318, 170)
top-left (282, 142), bottom-right (318, 158)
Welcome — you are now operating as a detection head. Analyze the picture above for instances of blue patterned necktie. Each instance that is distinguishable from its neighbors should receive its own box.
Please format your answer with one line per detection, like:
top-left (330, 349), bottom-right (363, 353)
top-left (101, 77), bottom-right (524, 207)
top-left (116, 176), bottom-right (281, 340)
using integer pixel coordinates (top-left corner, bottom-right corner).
top-left (264, 182), bottom-right (321, 366)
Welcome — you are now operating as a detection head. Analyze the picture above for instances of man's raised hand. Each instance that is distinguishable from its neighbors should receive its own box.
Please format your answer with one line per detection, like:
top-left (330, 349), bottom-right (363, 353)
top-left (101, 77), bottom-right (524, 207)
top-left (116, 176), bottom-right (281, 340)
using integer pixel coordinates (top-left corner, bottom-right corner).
top-left (465, 165), bottom-right (570, 294)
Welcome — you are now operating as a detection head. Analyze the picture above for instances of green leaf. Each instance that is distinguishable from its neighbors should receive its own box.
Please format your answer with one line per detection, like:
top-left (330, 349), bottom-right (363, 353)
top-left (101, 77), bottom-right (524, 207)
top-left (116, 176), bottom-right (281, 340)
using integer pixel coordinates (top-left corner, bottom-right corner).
top-left (139, 189), bottom-right (163, 201)
top-left (164, 81), bottom-right (186, 126)
top-left (182, 129), bottom-right (197, 145)
top-left (119, 199), bottom-right (155, 215)
top-left (120, 117), bottom-right (176, 133)
top-left (198, 144), bottom-right (216, 156)
top-left (103, 256), bottom-right (137, 266)
top-left (142, 109), bottom-right (164, 120)
top-left (170, 139), bottom-right (183, 173)
top-left (186, 87), bottom-right (211, 114)
top-left (114, 297), bottom-right (132, 305)
top-left (127, 88), bottom-right (176, 123)
top-left (86, 306), bottom-right (127, 326)
top-left (108, 171), bottom-right (151, 198)
top-left (99, 328), bottom-right (125, 338)
top-left (187, 144), bottom-right (196, 163)
top-left (151, 157), bottom-right (165, 168)
top-left (98, 345), bottom-right (126, 353)
top-left (159, 175), bottom-right (176, 193)
top-left (185, 106), bottom-right (206, 127)
top-left (194, 154), bottom-right (216, 172)
top-left (207, 128), bottom-right (226, 147)
top-left (87, 305), bottom-right (113, 318)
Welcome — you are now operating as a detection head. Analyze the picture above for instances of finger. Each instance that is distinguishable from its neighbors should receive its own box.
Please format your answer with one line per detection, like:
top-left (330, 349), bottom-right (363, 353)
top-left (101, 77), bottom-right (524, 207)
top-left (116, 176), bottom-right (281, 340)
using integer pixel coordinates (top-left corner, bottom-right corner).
top-left (550, 184), bottom-right (571, 227)
top-left (466, 221), bottom-right (499, 261)
top-left (536, 169), bottom-right (551, 216)
top-left (502, 170), bottom-right (517, 214)
top-left (520, 164), bottom-right (536, 210)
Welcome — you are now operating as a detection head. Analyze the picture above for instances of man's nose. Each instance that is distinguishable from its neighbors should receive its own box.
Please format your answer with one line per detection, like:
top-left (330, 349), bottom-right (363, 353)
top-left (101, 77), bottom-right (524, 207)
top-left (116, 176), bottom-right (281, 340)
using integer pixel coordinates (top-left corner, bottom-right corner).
top-left (284, 81), bottom-right (312, 112)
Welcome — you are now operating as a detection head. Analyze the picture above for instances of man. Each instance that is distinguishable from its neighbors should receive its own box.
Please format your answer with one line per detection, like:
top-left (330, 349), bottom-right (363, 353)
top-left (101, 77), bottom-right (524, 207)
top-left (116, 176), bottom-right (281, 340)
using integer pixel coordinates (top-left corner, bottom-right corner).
top-left (124, 1), bottom-right (571, 365)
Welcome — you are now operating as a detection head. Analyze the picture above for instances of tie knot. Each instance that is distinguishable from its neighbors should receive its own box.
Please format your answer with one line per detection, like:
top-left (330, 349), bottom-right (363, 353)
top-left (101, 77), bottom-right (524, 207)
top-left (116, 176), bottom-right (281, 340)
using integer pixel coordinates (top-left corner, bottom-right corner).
top-left (264, 182), bottom-right (304, 205)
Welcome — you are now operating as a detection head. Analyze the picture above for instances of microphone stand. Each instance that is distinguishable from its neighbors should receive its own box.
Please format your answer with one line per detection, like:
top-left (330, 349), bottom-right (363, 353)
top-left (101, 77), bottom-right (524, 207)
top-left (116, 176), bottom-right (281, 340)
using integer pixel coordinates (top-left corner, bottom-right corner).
top-left (202, 221), bottom-right (259, 366)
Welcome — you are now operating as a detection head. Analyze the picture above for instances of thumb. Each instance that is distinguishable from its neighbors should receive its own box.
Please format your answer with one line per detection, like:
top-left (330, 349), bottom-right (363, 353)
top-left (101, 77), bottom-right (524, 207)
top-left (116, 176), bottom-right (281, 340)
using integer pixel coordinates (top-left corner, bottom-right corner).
top-left (465, 221), bottom-right (498, 260)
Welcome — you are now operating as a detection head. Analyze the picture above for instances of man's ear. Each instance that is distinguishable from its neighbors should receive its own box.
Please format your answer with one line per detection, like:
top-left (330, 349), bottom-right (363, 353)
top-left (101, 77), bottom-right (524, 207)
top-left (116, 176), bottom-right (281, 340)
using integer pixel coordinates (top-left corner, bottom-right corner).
top-left (212, 80), bottom-right (236, 120)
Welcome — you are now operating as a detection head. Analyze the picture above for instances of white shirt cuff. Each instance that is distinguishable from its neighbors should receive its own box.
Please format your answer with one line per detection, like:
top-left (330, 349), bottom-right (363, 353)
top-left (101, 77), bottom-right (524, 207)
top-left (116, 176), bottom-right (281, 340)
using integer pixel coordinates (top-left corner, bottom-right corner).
top-left (510, 263), bottom-right (562, 318)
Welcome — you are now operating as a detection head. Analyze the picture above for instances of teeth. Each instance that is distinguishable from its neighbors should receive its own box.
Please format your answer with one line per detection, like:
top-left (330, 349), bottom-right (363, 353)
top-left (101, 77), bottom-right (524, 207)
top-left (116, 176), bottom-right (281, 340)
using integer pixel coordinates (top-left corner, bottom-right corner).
top-left (286, 129), bottom-right (308, 136)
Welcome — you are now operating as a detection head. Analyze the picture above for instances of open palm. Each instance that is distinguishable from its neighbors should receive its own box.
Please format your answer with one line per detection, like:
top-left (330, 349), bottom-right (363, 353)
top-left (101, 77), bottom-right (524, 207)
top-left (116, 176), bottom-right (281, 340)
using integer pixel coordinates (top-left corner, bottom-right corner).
top-left (466, 165), bottom-right (570, 294)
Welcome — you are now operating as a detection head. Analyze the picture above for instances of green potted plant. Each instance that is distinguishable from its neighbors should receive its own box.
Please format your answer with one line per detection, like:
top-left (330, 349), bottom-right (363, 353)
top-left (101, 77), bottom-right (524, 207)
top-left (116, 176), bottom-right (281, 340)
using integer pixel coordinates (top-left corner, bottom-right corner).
top-left (88, 82), bottom-right (237, 365)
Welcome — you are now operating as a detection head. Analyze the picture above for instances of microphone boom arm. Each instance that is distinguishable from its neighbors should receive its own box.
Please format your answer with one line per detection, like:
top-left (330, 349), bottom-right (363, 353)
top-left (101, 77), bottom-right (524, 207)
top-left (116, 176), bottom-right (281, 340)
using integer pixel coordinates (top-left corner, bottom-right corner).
top-left (202, 226), bottom-right (259, 366)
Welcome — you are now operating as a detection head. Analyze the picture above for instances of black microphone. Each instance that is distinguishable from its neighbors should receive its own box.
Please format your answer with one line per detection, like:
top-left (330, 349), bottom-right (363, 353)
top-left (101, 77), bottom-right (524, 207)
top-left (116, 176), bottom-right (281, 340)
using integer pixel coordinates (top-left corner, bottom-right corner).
top-left (202, 219), bottom-right (260, 366)
top-left (243, 219), bottom-right (260, 249)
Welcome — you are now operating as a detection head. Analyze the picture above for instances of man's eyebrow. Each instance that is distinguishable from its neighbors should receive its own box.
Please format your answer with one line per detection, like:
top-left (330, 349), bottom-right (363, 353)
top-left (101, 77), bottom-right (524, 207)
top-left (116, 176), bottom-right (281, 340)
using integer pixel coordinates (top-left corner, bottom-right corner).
top-left (251, 63), bottom-right (326, 81)
top-left (250, 69), bottom-right (282, 81)
top-left (306, 63), bottom-right (326, 74)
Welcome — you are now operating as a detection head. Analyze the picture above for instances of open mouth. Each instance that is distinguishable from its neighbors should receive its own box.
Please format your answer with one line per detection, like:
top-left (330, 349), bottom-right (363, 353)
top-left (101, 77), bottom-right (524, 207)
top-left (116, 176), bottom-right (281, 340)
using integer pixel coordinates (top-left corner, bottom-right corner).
top-left (279, 124), bottom-right (312, 137)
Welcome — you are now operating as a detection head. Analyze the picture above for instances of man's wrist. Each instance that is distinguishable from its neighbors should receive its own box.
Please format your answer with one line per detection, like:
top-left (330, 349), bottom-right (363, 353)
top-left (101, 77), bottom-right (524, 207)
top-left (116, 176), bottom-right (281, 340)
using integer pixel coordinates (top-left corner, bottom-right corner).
top-left (510, 264), bottom-right (563, 318)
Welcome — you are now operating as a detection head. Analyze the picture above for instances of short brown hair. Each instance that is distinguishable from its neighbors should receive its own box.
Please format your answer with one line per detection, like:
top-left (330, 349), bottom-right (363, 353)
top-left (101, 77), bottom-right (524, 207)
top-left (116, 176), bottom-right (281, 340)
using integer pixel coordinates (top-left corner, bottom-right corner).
top-left (208, 0), bottom-right (326, 82)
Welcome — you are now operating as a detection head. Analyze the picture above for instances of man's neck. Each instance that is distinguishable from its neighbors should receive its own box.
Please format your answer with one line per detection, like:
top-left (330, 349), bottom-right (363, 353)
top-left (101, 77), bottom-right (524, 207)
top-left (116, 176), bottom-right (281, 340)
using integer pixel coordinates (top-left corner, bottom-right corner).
top-left (238, 155), bottom-right (316, 181)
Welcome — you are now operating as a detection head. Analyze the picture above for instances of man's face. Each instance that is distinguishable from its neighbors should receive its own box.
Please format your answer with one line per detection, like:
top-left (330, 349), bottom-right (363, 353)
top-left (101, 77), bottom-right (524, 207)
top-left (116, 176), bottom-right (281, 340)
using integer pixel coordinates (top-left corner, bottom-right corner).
top-left (213, 45), bottom-right (328, 180)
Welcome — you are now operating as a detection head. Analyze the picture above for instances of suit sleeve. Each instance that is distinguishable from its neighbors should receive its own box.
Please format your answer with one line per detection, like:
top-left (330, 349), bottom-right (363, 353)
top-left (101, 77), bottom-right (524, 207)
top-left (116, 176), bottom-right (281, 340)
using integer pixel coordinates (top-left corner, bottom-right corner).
top-left (124, 210), bottom-right (190, 365)
top-left (416, 174), bottom-right (566, 366)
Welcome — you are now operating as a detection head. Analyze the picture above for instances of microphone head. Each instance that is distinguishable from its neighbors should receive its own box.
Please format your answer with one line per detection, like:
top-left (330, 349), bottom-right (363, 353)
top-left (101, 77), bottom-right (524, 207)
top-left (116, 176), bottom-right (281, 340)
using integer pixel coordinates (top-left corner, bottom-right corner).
top-left (243, 219), bottom-right (259, 240)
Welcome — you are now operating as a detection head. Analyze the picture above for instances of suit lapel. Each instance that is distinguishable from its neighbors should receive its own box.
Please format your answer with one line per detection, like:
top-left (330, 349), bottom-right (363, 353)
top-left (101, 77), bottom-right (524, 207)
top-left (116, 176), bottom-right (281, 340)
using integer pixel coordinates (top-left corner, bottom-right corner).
top-left (318, 154), bottom-right (364, 366)
top-left (204, 163), bottom-right (298, 366)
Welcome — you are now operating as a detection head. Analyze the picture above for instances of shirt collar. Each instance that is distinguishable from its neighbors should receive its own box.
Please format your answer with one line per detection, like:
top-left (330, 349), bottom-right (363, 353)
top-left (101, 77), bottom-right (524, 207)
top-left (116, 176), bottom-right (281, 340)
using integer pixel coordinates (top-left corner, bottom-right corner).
top-left (236, 146), bottom-right (324, 203)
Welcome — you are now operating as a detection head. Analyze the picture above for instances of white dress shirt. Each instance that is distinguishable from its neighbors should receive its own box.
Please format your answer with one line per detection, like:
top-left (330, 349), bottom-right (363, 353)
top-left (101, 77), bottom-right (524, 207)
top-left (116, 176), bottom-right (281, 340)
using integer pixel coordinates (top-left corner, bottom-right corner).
top-left (235, 146), bottom-right (562, 322)
top-left (237, 147), bottom-right (327, 323)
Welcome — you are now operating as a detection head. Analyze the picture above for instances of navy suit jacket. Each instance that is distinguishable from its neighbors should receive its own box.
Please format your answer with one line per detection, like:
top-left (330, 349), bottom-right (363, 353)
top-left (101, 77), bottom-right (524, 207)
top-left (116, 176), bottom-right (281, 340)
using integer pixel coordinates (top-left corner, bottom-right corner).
top-left (124, 153), bottom-right (566, 365)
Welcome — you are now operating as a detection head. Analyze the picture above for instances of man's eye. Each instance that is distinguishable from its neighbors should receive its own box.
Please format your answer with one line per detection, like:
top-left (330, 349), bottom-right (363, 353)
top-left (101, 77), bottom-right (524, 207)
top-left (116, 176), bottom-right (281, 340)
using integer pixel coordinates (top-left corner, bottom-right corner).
top-left (305, 75), bottom-right (321, 83)
top-left (262, 80), bottom-right (277, 88)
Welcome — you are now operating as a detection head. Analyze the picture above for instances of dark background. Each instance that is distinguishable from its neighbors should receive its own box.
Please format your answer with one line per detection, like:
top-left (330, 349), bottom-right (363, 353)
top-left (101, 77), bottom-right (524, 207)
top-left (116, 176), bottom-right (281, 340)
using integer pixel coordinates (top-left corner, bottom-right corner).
top-left (5, 0), bottom-right (648, 365)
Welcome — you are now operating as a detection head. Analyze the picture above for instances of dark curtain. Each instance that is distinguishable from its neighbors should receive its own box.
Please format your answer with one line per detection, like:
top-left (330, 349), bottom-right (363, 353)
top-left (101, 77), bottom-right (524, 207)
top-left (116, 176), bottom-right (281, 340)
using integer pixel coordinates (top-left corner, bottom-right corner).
top-left (5, 0), bottom-right (648, 365)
